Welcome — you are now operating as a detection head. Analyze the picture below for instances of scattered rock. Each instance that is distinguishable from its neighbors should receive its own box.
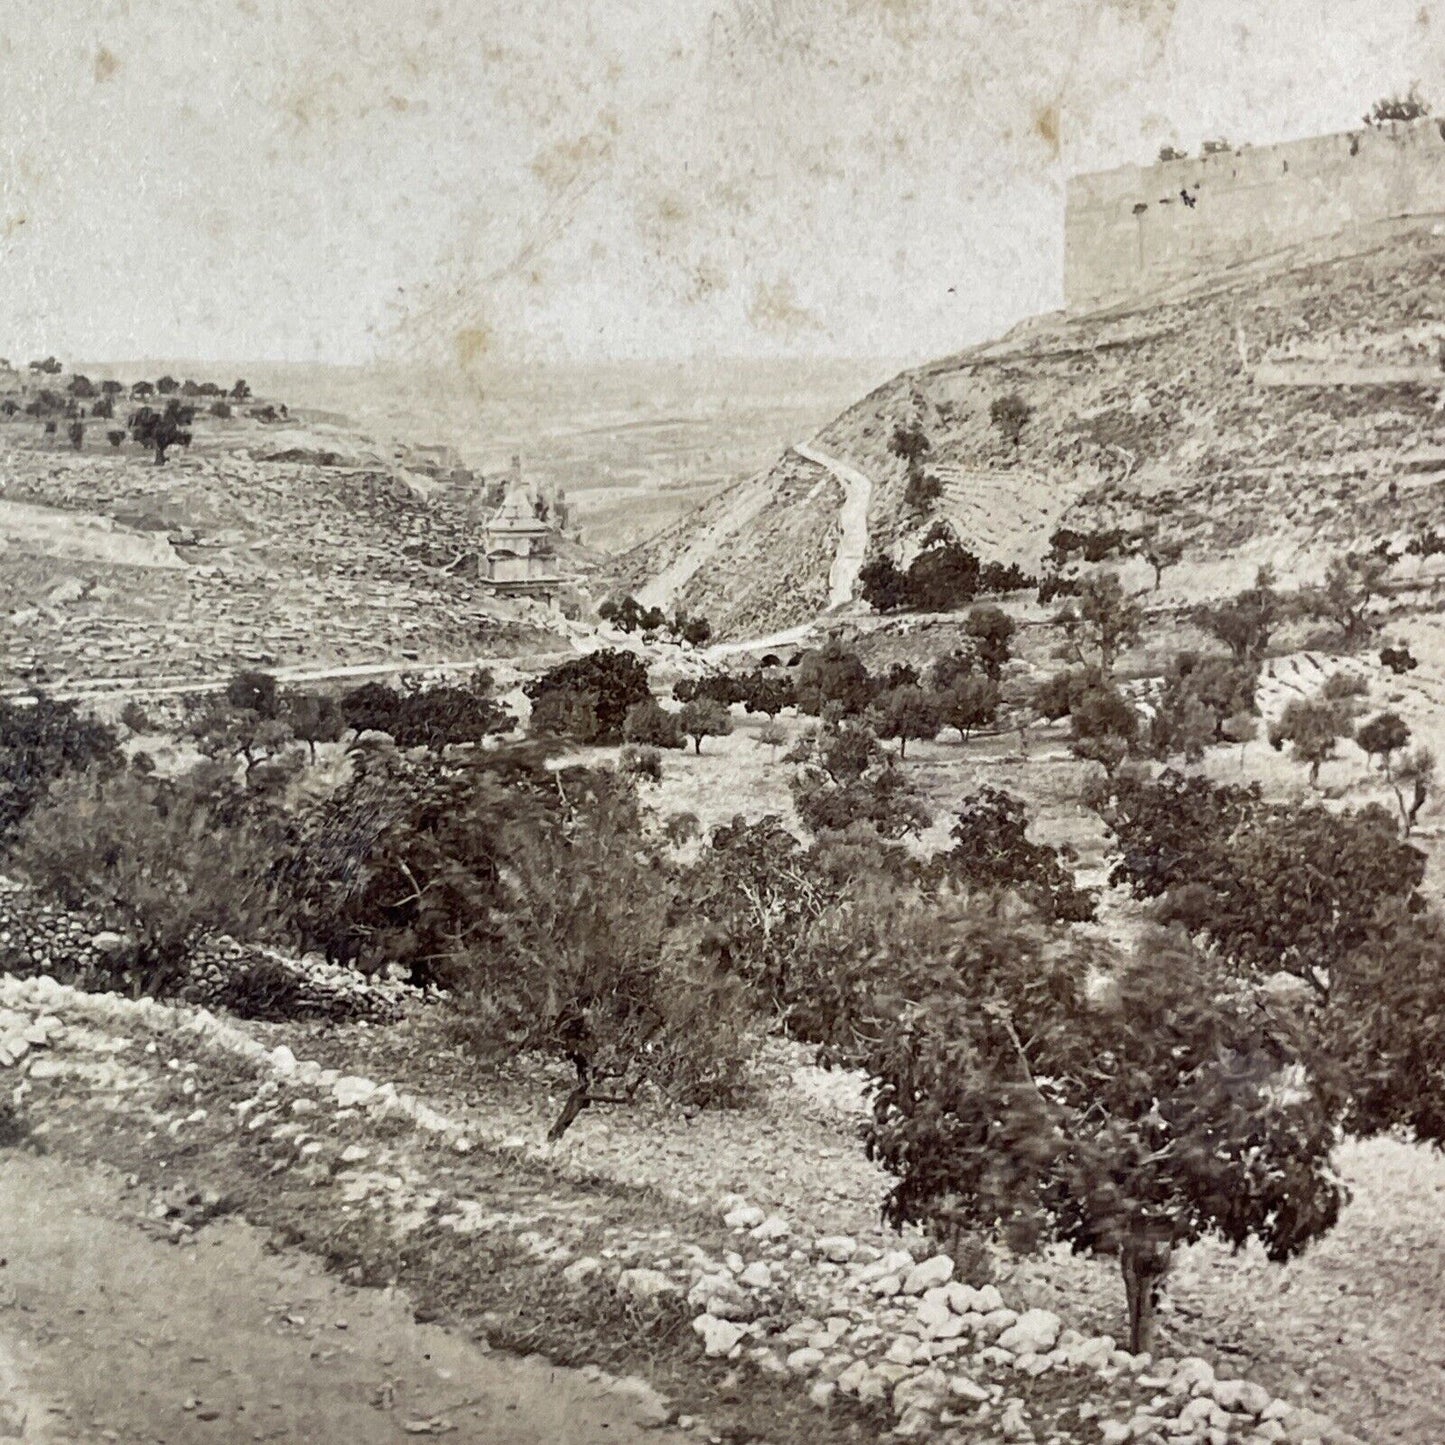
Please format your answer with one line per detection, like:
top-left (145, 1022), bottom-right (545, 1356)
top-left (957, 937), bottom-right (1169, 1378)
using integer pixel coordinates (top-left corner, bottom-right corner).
top-left (997, 1309), bottom-right (1062, 1356)
top-left (617, 1268), bottom-right (679, 1303)
top-left (692, 1314), bottom-right (747, 1358)
top-left (722, 1205), bottom-right (764, 1230)
top-left (901, 1254), bottom-right (954, 1295)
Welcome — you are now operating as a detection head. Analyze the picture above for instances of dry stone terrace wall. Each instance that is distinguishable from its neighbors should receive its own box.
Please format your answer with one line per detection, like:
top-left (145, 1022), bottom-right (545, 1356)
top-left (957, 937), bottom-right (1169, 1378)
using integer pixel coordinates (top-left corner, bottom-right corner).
top-left (0, 876), bottom-right (410, 1022)
top-left (0, 443), bottom-right (568, 687)
top-left (1065, 118), bottom-right (1445, 310)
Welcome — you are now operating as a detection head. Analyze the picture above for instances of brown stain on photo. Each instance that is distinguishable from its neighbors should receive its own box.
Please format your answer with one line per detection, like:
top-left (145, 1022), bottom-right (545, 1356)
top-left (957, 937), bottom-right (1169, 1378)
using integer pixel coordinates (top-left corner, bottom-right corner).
top-left (1035, 104), bottom-right (1061, 157)
top-left (93, 47), bottom-right (121, 83)
top-left (453, 324), bottom-right (492, 371)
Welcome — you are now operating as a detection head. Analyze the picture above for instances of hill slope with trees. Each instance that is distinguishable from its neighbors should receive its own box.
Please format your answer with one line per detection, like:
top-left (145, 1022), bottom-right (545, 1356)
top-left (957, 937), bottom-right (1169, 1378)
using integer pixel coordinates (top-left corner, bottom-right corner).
top-left (618, 219), bottom-right (1445, 639)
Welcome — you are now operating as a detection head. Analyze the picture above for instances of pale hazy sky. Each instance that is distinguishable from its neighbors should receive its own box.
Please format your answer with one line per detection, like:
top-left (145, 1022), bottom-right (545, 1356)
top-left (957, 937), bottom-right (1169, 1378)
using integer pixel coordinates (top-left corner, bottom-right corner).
top-left (0, 0), bottom-right (1441, 369)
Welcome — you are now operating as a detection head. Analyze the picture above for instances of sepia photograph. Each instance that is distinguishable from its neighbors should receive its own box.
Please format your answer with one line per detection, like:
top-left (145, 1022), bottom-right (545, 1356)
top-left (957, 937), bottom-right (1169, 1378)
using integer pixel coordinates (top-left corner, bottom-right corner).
top-left (2, 2), bottom-right (1443, 1441)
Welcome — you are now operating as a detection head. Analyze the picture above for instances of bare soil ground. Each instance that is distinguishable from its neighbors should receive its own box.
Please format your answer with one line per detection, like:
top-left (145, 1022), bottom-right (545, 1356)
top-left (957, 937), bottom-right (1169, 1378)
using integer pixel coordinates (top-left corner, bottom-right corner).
top-left (3, 1016), bottom-right (895, 1445)
top-left (0, 1150), bottom-right (688, 1445)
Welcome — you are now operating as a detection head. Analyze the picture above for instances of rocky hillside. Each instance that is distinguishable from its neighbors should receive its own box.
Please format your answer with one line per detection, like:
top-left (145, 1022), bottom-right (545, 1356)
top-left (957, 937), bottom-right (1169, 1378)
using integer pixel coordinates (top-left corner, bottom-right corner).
top-left (619, 217), bottom-right (1445, 639)
top-left (0, 413), bottom-right (591, 692)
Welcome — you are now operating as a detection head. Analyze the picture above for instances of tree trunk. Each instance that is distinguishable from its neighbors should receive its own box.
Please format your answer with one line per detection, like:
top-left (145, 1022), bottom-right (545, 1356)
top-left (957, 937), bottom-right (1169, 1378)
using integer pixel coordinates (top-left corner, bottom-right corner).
top-left (1121, 1242), bottom-right (1171, 1355)
top-left (547, 1057), bottom-right (592, 1141)
top-left (899, 737), bottom-right (907, 760)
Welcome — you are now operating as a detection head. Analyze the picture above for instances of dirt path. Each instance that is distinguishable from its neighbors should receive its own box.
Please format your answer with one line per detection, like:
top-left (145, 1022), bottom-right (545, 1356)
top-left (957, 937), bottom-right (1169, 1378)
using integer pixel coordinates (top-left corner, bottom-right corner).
top-left (793, 443), bottom-right (872, 609)
top-left (0, 1150), bottom-right (686, 1445)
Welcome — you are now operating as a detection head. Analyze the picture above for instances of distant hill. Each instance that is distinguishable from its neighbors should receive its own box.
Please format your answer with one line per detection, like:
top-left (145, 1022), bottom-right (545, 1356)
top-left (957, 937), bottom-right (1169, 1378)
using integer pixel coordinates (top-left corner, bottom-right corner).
top-left (75, 357), bottom-right (896, 555)
top-left (617, 217), bottom-right (1445, 639)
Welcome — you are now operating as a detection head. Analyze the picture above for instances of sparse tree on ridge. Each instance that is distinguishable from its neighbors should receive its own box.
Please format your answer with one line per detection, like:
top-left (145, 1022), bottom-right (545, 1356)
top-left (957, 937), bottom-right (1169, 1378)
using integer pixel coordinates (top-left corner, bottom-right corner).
top-left (1365, 87), bottom-right (1430, 126)
top-left (1139, 529), bottom-right (1185, 591)
top-left (989, 392), bottom-right (1033, 450)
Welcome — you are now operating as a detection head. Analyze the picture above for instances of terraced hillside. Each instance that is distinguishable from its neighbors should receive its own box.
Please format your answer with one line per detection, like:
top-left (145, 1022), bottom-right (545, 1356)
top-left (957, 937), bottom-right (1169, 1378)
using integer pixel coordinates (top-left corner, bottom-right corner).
top-left (0, 420), bottom-right (581, 691)
top-left (620, 218), bottom-right (1445, 639)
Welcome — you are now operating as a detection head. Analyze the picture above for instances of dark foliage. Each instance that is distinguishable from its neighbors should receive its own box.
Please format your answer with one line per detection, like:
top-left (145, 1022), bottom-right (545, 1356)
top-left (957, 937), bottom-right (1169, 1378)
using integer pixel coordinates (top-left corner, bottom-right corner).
top-left (524, 650), bottom-right (651, 742)
top-left (0, 695), bottom-right (123, 842)
top-left (931, 787), bottom-right (1096, 921)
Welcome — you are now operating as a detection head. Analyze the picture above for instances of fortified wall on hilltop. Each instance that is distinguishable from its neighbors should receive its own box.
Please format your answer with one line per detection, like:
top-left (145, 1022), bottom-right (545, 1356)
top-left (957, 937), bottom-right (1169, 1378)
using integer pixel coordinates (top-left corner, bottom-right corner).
top-left (1064, 117), bottom-right (1445, 310)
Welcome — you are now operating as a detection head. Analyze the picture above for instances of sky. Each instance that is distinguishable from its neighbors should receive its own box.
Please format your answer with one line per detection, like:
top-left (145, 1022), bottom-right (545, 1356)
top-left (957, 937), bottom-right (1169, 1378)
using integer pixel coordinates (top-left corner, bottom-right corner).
top-left (0, 0), bottom-right (1441, 370)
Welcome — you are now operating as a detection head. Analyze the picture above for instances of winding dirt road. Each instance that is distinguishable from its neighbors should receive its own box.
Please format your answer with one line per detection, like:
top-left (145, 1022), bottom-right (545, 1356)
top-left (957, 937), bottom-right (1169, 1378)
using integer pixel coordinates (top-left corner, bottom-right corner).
top-left (792, 443), bottom-right (873, 610)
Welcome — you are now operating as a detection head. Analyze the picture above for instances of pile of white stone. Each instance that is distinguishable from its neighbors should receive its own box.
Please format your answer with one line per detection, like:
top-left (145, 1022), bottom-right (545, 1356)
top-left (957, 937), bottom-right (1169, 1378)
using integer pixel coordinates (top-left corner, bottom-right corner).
top-left (0, 1006), bottom-right (63, 1068)
top-left (677, 1209), bottom-right (1343, 1445)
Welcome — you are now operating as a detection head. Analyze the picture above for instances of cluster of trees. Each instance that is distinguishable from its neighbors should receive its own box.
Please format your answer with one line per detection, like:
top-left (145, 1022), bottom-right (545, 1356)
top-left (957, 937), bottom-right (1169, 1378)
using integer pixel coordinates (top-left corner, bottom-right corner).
top-left (8, 634), bottom-right (1445, 1353)
top-left (596, 595), bottom-right (712, 647)
top-left (780, 611), bottom-right (1014, 757)
top-left (859, 526), bottom-right (1034, 614)
top-left (1029, 565), bottom-right (1433, 810)
top-left (1365, 88), bottom-right (1430, 125)
top-left (1046, 524), bottom-right (1185, 591)
top-left (1, 367), bottom-right (268, 454)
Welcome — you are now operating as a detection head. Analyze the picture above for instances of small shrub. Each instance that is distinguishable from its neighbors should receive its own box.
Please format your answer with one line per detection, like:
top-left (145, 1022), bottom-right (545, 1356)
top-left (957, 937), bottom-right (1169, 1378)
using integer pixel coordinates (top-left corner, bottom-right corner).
top-left (527, 687), bottom-right (600, 742)
top-left (0, 1098), bottom-right (30, 1148)
top-left (119, 700), bottom-right (151, 734)
top-left (622, 698), bottom-right (685, 750)
top-left (618, 743), bottom-right (663, 783)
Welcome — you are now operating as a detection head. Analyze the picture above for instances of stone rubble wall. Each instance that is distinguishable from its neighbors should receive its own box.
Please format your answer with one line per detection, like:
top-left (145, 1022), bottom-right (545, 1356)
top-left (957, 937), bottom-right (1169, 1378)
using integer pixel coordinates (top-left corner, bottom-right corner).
top-left (0, 971), bottom-right (1364, 1445)
top-left (0, 876), bottom-right (411, 1023)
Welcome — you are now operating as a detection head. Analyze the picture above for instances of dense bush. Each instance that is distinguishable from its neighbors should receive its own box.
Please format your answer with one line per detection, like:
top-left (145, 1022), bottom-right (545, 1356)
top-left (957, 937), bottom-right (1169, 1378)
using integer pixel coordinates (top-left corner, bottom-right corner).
top-left (340, 673), bottom-right (513, 750)
top-left (0, 695), bottom-right (123, 842)
top-left (794, 638), bottom-right (874, 717)
top-left (788, 718), bottom-right (931, 839)
top-left (524, 649), bottom-right (651, 741)
top-left (527, 688), bottom-right (600, 742)
top-left (10, 770), bottom-right (282, 997)
top-left (859, 535), bottom-right (1034, 615)
top-left (1149, 653), bottom-right (1258, 763)
top-left (989, 392), bottom-right (1033, 449)
top-left (932, 787), bottom-right (1096, 922)
top-left (1105, 770), bottom-right (1424, 995)
top-left (621, 698), bottom-right (685, 749)
top-left (453, 767), bottom-right (762, 1136)
top-left (275, 747), bottom-right (543, 981)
